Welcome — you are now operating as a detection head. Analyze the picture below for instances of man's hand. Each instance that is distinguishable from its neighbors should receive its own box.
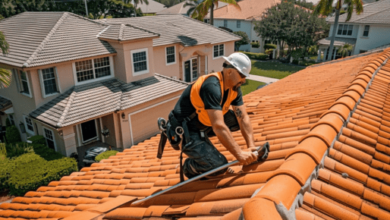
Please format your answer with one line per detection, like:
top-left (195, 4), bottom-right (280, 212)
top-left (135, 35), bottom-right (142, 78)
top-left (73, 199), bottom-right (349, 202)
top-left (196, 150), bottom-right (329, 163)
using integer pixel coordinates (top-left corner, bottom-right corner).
top-left (237, 148), bottom-right (258, 166)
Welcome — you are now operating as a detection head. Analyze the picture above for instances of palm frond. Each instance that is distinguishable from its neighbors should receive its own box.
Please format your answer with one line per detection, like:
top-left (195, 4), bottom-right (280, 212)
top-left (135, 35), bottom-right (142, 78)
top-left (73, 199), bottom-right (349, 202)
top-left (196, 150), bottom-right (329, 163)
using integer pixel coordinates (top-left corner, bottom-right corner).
top-left (0, 68), bottom-right (12, 89)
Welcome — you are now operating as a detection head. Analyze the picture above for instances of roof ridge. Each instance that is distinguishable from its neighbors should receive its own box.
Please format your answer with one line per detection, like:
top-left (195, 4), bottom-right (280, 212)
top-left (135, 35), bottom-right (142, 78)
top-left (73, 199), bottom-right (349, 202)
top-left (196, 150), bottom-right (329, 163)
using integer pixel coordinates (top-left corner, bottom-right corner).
top-left (57, 88), bottom-right (77, 127)
top-left (119, 24), bottom-right (125, 41)
top-left (23, 12), bottom-right (68, 68)
top-left (180, 15), bottom-right (241, 40)
top-left (125, 23), bottom-right (160, 37)
top-left (154, 73), bottom-right (190, 85)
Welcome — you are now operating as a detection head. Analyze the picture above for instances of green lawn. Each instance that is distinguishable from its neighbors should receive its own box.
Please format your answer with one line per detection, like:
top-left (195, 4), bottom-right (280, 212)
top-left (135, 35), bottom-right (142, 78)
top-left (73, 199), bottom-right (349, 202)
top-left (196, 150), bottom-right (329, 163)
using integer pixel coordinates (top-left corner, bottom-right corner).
top-left (241, 80), bottom-right (266, 96)
top-left (250, 61), bottom-right (305, 79)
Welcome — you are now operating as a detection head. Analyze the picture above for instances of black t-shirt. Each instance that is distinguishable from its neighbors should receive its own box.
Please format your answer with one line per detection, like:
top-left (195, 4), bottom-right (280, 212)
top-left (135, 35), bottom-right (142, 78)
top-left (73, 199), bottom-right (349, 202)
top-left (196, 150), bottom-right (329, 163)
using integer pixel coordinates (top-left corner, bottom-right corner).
top-left (173, 75), bottom-right (243, 130)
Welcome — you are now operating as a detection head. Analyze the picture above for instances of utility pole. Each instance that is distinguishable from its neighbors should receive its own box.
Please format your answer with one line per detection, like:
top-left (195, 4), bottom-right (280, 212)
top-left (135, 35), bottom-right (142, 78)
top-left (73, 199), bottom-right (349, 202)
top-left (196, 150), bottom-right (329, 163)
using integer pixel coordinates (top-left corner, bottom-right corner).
top-left (84, 0), bottom-right (89, 17)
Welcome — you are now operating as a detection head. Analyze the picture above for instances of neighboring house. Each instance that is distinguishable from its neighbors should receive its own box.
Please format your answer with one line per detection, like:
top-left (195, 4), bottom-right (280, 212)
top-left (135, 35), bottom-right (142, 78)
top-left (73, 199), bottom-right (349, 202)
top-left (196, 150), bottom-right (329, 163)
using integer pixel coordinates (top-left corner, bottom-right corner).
top-left (210, 0), bottom-right (281, 53)
top-left (156, 0), bottom-right (227, 17)
top-left (318, 0), bottom-right (390, 61)
top-left (0, 12), bottom-right (239, 157)
top-left (132, 0), bottom-right (166, 15)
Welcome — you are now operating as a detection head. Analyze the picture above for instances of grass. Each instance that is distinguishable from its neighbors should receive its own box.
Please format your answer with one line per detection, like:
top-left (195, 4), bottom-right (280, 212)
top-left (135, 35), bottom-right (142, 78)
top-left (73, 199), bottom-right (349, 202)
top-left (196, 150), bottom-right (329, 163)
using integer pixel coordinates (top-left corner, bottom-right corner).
top-left (241, 80), bottom-right (266, 96)
top-left (250, 61), bottom-right (305, 79)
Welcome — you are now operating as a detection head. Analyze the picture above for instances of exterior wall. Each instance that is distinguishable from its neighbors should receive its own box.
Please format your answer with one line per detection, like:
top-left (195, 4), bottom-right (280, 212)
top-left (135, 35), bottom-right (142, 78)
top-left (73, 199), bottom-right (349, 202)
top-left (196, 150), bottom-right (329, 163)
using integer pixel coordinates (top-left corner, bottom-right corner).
top-left (329, 23), bottom-right (360, 39)
top-left (153, 44), bottom-right (181, 79)
top-left (34, 121), bottom-right (73, 156)
top-left (101, 114), bottom-right (117, 147)
top-left (118, 90), bottom-right (183, 148)
top-left (354, 24), bottom-right (390, 54)
top-left (110, 39), bottom-right (156, 83)
top-left (213, 19), bottom-right (263, 53)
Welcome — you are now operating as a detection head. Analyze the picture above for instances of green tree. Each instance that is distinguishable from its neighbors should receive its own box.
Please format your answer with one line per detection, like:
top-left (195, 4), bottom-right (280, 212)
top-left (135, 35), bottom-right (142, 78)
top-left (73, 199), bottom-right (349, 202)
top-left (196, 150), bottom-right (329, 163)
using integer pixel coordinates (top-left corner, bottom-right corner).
top-left (188, 0), bottom-right (240, 25)
top-left (233, 31), bottom-right (249, 51)
top-left (338, 43), bottom-right (353, 57)
top-left (156, 0), bottom-right (184, 7)
top-left (314, 0), bottom-right (363, 61)
top-left (0, 17), bottom-right (11, 89)
top-left (133, 0), bottom-right (149, 10)
top-left (184, 0), bottom-right (200, 17)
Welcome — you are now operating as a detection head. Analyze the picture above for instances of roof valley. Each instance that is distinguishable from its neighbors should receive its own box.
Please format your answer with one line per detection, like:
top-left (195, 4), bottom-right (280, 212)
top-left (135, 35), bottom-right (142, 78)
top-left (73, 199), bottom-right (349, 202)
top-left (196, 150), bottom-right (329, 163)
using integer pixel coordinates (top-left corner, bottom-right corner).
top-left (56, 88), bottom-right (76, 128)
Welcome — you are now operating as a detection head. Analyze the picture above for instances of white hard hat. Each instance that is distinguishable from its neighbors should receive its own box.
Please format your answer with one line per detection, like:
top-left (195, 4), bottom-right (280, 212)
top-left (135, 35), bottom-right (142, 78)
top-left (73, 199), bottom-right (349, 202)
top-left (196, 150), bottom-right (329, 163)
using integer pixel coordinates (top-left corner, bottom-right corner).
top-left (223, 52), bottom-right (251, 77)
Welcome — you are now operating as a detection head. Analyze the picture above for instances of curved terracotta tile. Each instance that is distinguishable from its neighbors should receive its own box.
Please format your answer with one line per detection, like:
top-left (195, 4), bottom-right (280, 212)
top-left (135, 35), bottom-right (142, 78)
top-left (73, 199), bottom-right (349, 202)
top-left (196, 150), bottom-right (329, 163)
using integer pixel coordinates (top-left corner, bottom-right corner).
top-left (349, 117), bottom-right (380, 134)
top-left (339, 135), bottom-right (376, 156)
top-left (343, 90), bottom-right (362, 102)
top-left (333, 96), bottom-right (357, 111)
top-left (185, 198), bottom-right (249, 216)
top-left (352, 79), bottom-right (369, 91)
top-left (194, 184), bottom-right (263, 202)
top-left (295, 208), bottom-right (325, 220)
top-left (355, 75), bottom-right (371, 84)
top-left (104, 207), bottom-right (147, 219)
top-left (358, 70), bottom-right (373, 78)
top-left (342, 128), bottom-right (377, 147)
top-left (318, 169), bottom-right (365, 196)
top-left (286, 137), bottom-right (328, 164)
top-left (361, 202), bottom-right (390, 219)
top-left (333, 141), bottom-right (373, 165)
top-left (347, 122), bottom-right (378, 140)
top-left (346, 84), bottom-right (366, 96)
top-left (324, 157), bottom-right (368, 184)
top-left (355, 109), bottom-right (382, 123)
top-left (300, 124), bottom-right (337, 147)
top-left (329, 149), bottom-right (370, 174)
top-left (303, 192), bottom-right (360, 220)
top-left (317, 113), bottom-right (345, 133)
top-left (243, 198), bottom-right (283, 220)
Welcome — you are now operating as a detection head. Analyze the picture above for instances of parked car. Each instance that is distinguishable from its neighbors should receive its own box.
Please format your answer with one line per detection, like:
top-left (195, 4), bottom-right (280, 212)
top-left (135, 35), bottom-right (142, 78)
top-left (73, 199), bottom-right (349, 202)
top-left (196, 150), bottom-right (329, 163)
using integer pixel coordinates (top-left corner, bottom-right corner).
top-left (83, 146), bottom-right (108, 166)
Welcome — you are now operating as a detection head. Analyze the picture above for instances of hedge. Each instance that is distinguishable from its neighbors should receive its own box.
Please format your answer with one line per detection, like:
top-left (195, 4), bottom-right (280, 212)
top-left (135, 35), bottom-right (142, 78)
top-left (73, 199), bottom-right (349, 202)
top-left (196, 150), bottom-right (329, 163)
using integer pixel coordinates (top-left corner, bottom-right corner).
top-left (1, 153), bottom-right (77, 196)
top-left (5, 125), bottom-right (21, 144)
top-left (5, 143), bottom-right (34, 158)
top-left (250, 42), bottom-right (260, 48)
top-left (95, 150), bottom-right (118, 162)
top-left (264, 44), bottom-right (277, 50)
top-left (242, 52), bottom-right (268, 60)
top-left (28, 135), bottom-right (46, 145)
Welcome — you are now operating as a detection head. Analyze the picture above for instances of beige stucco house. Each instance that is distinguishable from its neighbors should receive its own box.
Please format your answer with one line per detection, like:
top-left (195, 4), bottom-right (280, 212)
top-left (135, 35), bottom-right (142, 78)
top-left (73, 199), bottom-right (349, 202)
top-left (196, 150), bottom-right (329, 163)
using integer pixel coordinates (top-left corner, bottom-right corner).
top-left (0, 12), bottom-right (239, 157)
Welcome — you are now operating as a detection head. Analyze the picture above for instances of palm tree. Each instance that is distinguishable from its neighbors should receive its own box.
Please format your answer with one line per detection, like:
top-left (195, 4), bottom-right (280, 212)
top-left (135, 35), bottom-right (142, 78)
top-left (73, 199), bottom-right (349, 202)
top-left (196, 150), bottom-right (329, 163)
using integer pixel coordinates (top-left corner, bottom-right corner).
top-left (338, 43), bottom-right (353, 58)
top-left (0, 31), bottom-right (11, 89)
top-left (184, 0), bottom-right (200, 17)
top-left (133, 0), bottom-right (149, 9)
top-left (314, 0), bottom-right (363, 61)
top-left (188, 0), bottom-right (240, 25)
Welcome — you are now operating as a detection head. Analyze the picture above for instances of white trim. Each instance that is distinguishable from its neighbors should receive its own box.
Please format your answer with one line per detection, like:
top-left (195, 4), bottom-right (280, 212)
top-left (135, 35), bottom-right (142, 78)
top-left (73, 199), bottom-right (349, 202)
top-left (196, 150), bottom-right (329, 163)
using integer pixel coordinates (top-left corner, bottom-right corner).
top-left (131, 48), bottom-right (150, 76)
top-left (24, 115), bottom-right (35, 135)
top-left (79, 119), bottom-right (99, 143)
top-left (39, 67), bottom-right (60, 99)
top-left (128, 95), bottom-right (181, 146)
top-left (43, 127), bottom-right (57, 151)
top-left (99, 117), bottom-right (105, 143)
top-left (19, 71), bottom-right (33, 98)
top-left (75, 125), bottom-right (82, 147)
top-left (72, 56), bottom-right (115, 86)
top-left (165, 45), bottom-right (176, 66)
top-left (182, 57), bottom-right (199, 82)
top-left (213, 44), bottom-right (225, 59)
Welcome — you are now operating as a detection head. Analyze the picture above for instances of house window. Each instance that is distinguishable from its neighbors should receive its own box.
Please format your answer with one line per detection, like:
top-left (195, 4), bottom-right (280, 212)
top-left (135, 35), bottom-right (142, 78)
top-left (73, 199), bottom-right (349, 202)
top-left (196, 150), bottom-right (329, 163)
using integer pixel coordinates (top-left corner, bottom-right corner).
top-left (24, 116), bottom-right (34, 134)
top-left (131, 48), bottom-right (149, 75)
top-left (43, 128), bottom-right (56, 150)
top-left (17, 71), bottom-right (31, 96)
top-left (363, 25), bottom-right (370, 37)
top-left (237, 20), bottom-right (241, 28)
top-left (166, 46), bottom-right (176, 65)
top-left (337, 24), bottom-right (353, 36)
top-left (8, 114), bottom-right (14, 125)
top-left (73, 56), bottom-right (113, 85)
top-left (40, 67), bottom-right (59, 96)
top-left (224, 20), bottom-right (227, 28)
top-left (213, 44), bottom-right (224, 58)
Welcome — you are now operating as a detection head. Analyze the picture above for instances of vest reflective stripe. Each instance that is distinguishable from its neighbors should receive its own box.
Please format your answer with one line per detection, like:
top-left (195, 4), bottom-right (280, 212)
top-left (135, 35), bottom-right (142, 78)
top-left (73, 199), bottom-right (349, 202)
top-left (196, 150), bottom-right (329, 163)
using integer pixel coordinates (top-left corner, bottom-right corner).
top-left (190, 72), bottom-right (238, 127)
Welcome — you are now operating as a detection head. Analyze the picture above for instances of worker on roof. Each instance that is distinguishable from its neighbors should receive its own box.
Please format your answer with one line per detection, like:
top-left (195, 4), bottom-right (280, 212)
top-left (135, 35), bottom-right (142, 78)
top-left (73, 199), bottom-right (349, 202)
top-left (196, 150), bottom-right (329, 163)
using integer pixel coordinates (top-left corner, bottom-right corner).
top-left (163, 52), bottom-right (258, 179)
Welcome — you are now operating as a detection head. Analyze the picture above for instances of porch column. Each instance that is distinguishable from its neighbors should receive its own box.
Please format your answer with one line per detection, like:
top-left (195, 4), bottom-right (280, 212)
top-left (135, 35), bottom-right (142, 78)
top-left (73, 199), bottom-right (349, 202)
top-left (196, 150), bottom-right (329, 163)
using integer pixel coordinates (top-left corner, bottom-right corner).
top-left (333, 48), bottom-right (337, 60)
top-left (317, 49), bottom-right (321, 62)
top-left (324, 48), bottom-right (328, 61)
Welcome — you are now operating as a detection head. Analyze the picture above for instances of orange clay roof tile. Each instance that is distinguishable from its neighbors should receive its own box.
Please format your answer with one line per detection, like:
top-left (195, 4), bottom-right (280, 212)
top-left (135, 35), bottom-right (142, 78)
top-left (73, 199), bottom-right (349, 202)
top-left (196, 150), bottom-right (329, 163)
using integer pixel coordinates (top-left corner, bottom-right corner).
top-left (2, 50), bottom-right (390, 220)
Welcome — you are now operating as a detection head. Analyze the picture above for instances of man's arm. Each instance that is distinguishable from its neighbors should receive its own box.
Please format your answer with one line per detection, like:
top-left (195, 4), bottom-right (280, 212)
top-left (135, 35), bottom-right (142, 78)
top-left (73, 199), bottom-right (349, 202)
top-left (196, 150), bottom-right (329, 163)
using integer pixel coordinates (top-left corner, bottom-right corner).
top-left (207, 109), bottom-right (257, 165)
top-left (233, 105), bottom-right (256, 149)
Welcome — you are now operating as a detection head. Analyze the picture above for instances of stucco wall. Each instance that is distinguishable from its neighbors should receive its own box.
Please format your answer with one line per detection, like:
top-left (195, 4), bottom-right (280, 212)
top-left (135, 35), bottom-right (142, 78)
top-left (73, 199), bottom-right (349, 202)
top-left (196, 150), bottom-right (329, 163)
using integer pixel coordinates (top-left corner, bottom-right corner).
top-left (153, 44), bottom-right (181, 79)
top-left (329, 23), bottom-right (360, 39)
top-left (354, 24), bottom-right (390, 54)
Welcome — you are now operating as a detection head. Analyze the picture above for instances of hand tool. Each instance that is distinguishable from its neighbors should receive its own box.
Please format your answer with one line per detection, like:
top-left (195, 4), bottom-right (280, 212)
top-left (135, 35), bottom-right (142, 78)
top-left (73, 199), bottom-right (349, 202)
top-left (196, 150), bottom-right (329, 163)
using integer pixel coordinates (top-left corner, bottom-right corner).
top-left (133, 142), bottom-right (270, 205)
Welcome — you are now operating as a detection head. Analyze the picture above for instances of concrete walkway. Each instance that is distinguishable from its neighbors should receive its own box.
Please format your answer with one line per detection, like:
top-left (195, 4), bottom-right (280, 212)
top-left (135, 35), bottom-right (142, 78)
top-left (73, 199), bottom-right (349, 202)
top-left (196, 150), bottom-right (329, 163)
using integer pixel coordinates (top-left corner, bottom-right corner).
top-left (247, 74), bottom-right (279, 84)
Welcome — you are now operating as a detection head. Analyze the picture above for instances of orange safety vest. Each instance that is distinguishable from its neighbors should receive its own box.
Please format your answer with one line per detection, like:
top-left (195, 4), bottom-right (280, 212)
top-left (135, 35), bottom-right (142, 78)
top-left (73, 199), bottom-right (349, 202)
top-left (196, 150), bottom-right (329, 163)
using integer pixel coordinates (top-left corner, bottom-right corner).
top-left (190, 72), bottom-right (238, 127)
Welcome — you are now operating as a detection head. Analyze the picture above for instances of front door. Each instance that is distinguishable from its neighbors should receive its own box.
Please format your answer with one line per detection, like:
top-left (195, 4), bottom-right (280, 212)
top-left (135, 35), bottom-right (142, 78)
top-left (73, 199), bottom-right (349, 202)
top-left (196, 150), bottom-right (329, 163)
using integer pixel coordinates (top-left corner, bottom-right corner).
top-left (81, 119), bottom-right (97, 143)
top-left (184, 57), bottom-right (199, 82)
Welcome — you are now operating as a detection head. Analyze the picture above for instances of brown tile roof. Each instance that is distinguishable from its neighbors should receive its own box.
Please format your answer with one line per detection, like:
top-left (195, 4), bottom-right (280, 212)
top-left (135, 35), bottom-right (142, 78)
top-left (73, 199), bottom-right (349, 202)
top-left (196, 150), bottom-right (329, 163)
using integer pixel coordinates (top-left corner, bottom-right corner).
top-left (30, 74), bottom-right (188, 128)
top-left (99, 15), bottom-right (241, 46)
top-left (2, 49), bottom-right (390, 220)
top-left (211, 0), bottom-right (281, 21)
top-left (0, 12), bottom-right (116, 68)
top-left (98, 24), bottom-right (160, 42)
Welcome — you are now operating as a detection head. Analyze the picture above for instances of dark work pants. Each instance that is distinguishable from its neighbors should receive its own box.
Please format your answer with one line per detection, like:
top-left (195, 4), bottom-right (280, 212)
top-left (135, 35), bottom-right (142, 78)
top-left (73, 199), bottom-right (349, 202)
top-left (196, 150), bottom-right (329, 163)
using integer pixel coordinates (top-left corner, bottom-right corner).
top-left (182, 110), bottom-right (240, 179)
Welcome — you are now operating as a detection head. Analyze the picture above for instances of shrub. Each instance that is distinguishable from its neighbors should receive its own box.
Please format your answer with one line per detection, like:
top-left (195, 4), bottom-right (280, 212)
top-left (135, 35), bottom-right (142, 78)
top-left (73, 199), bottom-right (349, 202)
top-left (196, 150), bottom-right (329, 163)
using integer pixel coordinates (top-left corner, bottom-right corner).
top-left (5, 153), bottom-right (77, 196)
top-left (95, 150), bottom-right (118, 162)
top-left (32, 144), bottom-right (63, 161)
top-left (265, 49), bottom-right (274, 55)
top-left (292, 59), bottom-right (299, 65)
top-left (5, 125), bottom-right (21, 144)
top-left (0, 154), bottom-right (10, 191)
top-left (0, 143), bottom-right (6, 156)
top-left (28, 135), bottom-right (46, 145)
top-left (5, 118), bottom-right (11, 127)
top-left (242, 52), bottom-right (268, 60)
top-left (251, 42), bottom-right (260, 48)
top-left (5, 143), bottom-right (34, 158)
top-left (264, 44), bottom-right (277, 50)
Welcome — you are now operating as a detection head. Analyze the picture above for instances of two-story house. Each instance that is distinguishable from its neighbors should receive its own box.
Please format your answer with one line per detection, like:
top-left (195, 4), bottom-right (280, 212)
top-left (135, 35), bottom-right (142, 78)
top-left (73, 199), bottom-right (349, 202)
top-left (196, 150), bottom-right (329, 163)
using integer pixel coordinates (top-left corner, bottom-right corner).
top-left (0, 12), bottom-right (240, 157)
top-left (209, 0), bottom-right (281, 53)
top-left (318, 0), bottom-right (390, 61)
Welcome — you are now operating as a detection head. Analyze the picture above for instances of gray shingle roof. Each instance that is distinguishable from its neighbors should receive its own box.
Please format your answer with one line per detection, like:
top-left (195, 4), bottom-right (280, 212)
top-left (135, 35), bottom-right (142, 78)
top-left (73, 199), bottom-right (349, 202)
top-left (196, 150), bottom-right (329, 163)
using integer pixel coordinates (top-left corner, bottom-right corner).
top-left (327, 0), bottom-right (390, 24)
top-left (30, 74), bottom-right (188, 128)
top-left (98, 24), bottom-right (159, 42)
top-left (0, 12), bottom-right (116, 68)
top-left (99, 15), bottom-right (241, 47)
top-left (318, 37), bottom-right (357, 46)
